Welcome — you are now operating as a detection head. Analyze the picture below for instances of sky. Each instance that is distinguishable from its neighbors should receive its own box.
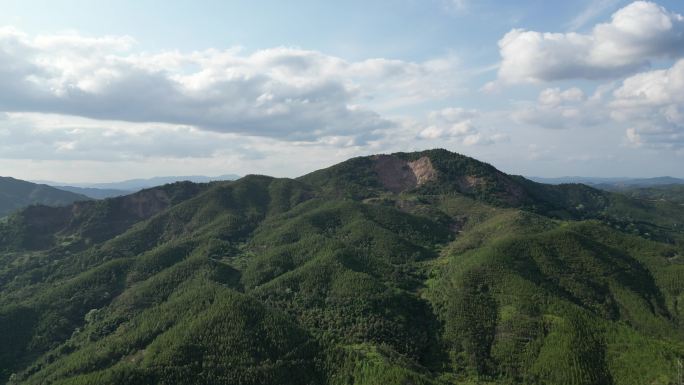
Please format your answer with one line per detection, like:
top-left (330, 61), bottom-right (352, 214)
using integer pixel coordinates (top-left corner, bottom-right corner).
top-left (1, 0), bottom-right (683, 182)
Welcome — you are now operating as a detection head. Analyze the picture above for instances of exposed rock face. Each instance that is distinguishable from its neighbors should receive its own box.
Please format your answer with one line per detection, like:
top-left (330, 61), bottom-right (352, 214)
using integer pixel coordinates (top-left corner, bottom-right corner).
top-left (373, 155), bottom-right (437, 193)
top-left (408, 156), bottom-right (438, 186)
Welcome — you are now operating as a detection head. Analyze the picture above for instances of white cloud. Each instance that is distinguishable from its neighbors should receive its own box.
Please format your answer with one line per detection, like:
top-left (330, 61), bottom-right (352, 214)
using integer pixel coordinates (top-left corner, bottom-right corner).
top-left (0, 27), bottom-right (463, 145)
top-left (513, 87), bottom-right (607, 129)
top-left (510, 57), bottom-right (684, 149)
top-left (462, 133), bottom-right (507, 146)
top-left (496, 1), bottom-right (684, 83)
top-left (416, 107), bottom-right (507, 146)
top-left (0, 113), bottom-right (246, 161)
top-left (418, 108), bottom-right (477, 139)
top-left (539, 87), bottom-right (585, 106)
top-left (611, 59), bottom-right (684, 109)
top-left (611, 58), bottom-right (684, 148)
top-left (0, 115), bottom-right (370, 183)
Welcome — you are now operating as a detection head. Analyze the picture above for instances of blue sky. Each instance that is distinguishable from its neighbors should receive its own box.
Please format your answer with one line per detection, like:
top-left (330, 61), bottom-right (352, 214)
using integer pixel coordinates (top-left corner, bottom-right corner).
top-left (1, 0), bottom-right (683, 182)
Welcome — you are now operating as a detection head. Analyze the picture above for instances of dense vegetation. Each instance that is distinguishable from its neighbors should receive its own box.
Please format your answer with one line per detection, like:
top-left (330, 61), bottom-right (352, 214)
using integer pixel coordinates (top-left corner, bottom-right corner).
top-left (0, 177), bottom-right (89, 218)
top-left (600, 184), bottom-right (684, 205)
top-left (1, 149), bottom-right (683, 385)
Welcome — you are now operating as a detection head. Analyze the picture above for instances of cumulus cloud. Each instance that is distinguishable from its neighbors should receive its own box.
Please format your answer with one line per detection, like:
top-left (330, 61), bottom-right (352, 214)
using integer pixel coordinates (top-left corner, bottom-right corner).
top-left (513, 87), bottom-right (607, 129)
top-left (510, 57), bottom-right (684, 150)
top-left (496, 1), bottom-right (684, 83)
top-left (418, 108), bottom-right (477, 139)
top-left (416, 107), bottom-right (506, 146)
top-left (611, 59), bottom-right (684, 148)
top-left (611, 59), bottom-right (684, 109)
top-left (0, 27), bottom-right (462, 144)
top-left (538, 87), bottom-right (585, 105)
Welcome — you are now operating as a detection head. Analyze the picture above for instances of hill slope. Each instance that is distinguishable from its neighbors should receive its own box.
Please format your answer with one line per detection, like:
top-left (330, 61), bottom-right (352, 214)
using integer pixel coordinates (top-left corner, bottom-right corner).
top-left (1, 150), bottom-right (683, 385)
top-left (611, 184), bottom-right (684, 205)
top-left (0, 177), bottom-right (89, 217)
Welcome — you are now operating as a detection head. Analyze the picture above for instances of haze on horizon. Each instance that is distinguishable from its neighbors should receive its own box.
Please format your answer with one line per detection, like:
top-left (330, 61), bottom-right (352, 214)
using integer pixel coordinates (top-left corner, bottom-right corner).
top-left (1, 0), bottom-right (683, 183)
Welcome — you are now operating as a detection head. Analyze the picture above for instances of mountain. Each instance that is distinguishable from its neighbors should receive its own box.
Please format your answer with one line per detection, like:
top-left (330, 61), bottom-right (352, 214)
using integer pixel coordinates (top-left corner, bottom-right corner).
top-left (52, 186), bottom-right (132, 200)
top-left (531, 176), bottom-right (684, 188)
top-left (0, 177), bottom-right (90, 217)
top-left (33, 175), bottom-right (241, 199)
top-left (80, 174), bottom-right (241, 190)
top-left (39, 174), bottom-right (241, 192)
top-left (1, 149), bottom-right (684, 385)
top-left (530, 176), bottom-right (684, 206)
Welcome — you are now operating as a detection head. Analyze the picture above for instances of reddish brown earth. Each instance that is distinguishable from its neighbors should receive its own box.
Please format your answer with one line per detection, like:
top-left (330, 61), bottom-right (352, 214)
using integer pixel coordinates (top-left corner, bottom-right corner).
top-left (373, 155), bottom-right (437, 193)
top-left (408, 156), bottom-right (438, 186)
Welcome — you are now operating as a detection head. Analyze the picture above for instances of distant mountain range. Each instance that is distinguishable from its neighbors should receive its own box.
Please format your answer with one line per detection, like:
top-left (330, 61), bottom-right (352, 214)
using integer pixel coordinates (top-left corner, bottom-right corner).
top-left (35, 174), bottom-right (241, 199)
top-left (0, 175), bottom-right (242, 217)
top-left (529, 176), bottom-right (684, 188)
top-left (51, 186), bottom-right (132, 199)
top-left (0, 177), bottom-right (89, 217)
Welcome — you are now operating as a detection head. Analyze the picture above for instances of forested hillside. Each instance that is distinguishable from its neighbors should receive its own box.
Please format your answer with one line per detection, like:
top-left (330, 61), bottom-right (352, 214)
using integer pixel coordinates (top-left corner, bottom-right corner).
top-left (600, 184), bottom-right (684, 205)
top-left (0, 177), bottom-right (89, 218)
top-left (1, 149), bottom-right (683, 385)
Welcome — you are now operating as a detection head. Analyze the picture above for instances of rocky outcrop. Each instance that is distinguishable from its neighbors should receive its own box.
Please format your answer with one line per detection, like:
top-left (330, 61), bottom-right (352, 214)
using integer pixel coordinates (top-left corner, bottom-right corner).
top-left (373, 155), bottom-right (437, 193)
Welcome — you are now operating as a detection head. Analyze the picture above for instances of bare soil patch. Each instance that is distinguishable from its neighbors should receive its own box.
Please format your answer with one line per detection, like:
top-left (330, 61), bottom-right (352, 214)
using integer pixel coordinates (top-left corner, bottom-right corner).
top-left (373, 155), bottom-right (437, 193)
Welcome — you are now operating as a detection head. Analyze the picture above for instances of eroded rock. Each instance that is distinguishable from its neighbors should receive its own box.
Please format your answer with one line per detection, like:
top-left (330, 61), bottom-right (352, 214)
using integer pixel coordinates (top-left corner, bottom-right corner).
top-left (373, 155), bottom-right (437, 193)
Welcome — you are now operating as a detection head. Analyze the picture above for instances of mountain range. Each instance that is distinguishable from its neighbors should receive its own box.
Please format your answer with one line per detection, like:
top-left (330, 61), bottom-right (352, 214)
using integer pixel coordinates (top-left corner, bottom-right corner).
top-left (34, 175), bottom-right (241, 199)
top-left (1, 149), bottom-right (683, 385)
top-left (529, 176), bottom-right (684, 188)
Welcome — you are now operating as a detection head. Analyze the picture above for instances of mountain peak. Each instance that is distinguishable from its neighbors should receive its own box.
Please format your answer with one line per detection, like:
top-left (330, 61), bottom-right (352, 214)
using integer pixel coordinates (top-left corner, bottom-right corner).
top-left (300, 148), bottom-right (527, 204)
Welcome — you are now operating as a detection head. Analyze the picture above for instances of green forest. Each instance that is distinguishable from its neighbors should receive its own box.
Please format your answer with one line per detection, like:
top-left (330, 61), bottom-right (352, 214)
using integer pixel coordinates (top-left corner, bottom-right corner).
top-left (1, 149), bottom-right (684, 385)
